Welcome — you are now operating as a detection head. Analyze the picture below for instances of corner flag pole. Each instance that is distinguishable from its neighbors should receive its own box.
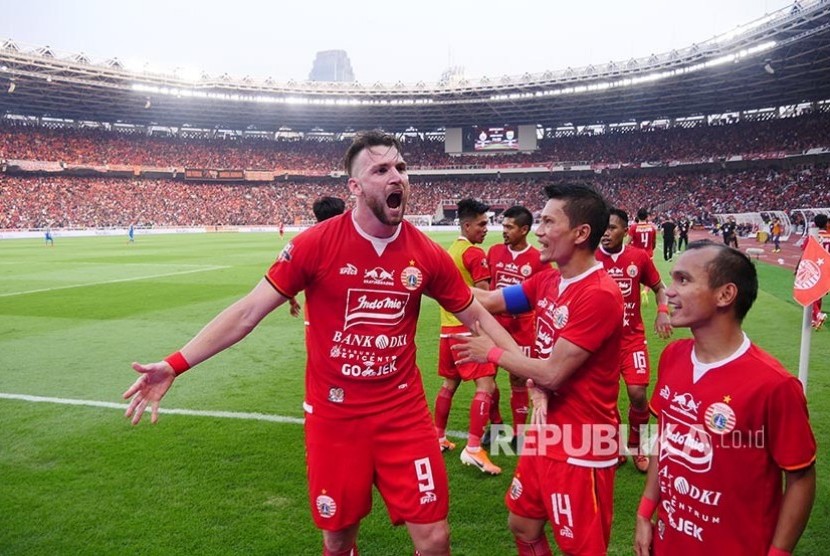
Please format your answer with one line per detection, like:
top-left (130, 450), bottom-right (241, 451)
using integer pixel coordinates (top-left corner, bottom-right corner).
top-left (798, 305), bottom-right (811, 392)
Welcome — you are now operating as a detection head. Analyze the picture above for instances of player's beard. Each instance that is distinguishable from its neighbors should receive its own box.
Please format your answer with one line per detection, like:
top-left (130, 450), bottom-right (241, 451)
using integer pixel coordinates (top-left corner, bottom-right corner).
top-left (366, 190), bottom-right (407, 226)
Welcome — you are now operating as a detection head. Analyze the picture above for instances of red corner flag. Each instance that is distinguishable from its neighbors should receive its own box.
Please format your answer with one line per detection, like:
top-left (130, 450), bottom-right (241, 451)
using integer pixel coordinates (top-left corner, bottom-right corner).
top-left (794, 236), bottom-right (830, 307)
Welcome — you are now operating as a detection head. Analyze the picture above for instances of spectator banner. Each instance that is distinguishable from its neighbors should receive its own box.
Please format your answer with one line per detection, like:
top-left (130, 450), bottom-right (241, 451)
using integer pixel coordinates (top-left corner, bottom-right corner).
top-left (185, 168), bottom-right (245, 181)
top-left (244, 170), bottom-right (275, 182)
top-left (7, 159), bottom-right (63, 172)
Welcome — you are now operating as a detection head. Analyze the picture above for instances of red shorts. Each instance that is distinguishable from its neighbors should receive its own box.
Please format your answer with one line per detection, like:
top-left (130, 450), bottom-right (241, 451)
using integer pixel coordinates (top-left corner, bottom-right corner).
top-left (495, 313), bottom-right (535, 358)
top-left (619, 335), bottom-right (650, 386)
top-left (304, 402), bottom-right (448, 530)
top-left (438, 326), bottom-right (496, 381)
top-left (506, 456), bottom-right (615, 555)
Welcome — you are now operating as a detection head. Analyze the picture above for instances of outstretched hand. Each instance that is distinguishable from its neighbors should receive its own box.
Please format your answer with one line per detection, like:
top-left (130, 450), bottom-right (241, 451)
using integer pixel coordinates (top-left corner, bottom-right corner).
top-left (449, 321), bottom-right (495, 364)
top-left (122, 361), bottom-right (176, 425)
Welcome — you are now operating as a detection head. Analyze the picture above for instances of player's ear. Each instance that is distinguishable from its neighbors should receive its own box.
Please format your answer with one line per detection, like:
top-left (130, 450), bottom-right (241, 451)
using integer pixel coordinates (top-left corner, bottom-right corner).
top-left (573, 223), bottom-right (591, 247)
top-left (347, 177), bottom-right (362, 197)
top-left (715, 282), bottom-right (739, 311)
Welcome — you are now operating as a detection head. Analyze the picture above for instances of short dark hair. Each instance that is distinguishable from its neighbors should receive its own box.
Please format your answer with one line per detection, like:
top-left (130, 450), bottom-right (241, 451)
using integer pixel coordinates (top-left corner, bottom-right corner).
top-left (636, 208), bottom-right (649, 221)
top-left (543, 183), bottom-right (610, 250)
top-left (457, 198), bottom-right (490, 222)
top-left (814, 213), bottom-right (828, 229)
top-left (502, 205), bottom-right (533, 229)
top-left (687, 239), bottom-right (758, 321)
top-left (609, 207), bottom-right (629, 226)
top-left (312, 196), bottom-right (346, 223)
top-left (343, 130), bottom-right (402, 176)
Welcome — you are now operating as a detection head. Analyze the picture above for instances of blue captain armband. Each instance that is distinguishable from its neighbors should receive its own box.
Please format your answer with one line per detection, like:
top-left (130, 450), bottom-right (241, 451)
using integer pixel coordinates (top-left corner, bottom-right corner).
top-left (502, 284), bottom-right (531, 314)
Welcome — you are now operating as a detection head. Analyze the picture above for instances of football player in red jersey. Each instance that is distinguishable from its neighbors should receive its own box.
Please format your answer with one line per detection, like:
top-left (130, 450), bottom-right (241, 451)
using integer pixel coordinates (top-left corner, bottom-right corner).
top-left (453, 184), bottom-right (624, 556)
top-left (628, 208), bottom-right (658, 258)
top-left (484, 205), bottom-right (551, 445)
top-left (635, 241), bottom-right (816, 556)
top-left (123, 131), bottom-right (520, 556)
top-left (596, 208), bottom-right (672, 472)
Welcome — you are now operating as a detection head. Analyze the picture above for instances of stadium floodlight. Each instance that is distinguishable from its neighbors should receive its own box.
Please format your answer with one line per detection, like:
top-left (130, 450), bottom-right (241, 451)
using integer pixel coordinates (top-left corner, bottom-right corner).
top-left (7, 80), bottom-right (15, 93)
top-left (764, 60), bottom-right (776, 75)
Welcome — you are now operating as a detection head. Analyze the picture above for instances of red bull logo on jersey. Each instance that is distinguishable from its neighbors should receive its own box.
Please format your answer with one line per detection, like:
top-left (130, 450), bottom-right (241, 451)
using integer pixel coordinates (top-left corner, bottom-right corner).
top-left (659, 412), bottom-right (713, 473)
top-left (671, 392), bottom-right (701, 418)
top-left (344, 289), bottom-right (409, 329)
top-left (364, 266), bottom-right (395, 285)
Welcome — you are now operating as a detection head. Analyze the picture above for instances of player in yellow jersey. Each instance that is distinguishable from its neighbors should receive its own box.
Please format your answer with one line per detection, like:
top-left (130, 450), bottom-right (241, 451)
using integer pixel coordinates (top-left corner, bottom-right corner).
top-left (433, 198), bottom-right (501, 474)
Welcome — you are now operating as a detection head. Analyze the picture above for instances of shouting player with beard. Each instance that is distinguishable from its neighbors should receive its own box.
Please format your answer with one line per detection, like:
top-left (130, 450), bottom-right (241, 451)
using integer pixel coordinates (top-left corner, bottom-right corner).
top-left (123, 131), bottom-right (520, 556)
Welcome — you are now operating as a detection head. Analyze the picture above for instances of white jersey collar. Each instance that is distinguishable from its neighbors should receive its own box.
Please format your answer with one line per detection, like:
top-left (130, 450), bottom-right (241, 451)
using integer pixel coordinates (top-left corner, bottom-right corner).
top-left (691, 332), bottom-right (751, 384)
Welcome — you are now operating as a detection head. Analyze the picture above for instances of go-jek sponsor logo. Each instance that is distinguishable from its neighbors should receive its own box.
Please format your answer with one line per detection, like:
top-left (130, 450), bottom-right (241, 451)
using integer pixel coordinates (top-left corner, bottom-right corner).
top-left (344, 289), bottom-right (409, 330)
top-left (659, 412), bottom-right (713, 473)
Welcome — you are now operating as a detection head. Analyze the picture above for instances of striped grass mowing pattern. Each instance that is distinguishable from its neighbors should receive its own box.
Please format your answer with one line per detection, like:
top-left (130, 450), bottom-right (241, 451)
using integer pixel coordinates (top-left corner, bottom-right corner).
top-left (1, 232), bottom-right (827, 555)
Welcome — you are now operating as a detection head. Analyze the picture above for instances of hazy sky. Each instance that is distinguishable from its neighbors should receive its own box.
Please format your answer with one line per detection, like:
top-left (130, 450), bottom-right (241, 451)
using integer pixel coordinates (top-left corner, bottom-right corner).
top-left (1, 0), bottom-right (794, 84)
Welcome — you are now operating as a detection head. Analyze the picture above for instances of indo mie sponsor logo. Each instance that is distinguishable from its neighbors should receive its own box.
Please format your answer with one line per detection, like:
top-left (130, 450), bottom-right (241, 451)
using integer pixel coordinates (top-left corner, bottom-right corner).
top-left (343, 289), bottom-right (409, 330)
top-left (659, 414), bottom-right (713, 473)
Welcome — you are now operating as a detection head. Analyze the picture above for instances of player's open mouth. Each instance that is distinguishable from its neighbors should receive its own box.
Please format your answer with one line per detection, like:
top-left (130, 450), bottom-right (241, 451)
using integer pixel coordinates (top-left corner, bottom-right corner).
top-left (387, 192), bottom-right (402, 209)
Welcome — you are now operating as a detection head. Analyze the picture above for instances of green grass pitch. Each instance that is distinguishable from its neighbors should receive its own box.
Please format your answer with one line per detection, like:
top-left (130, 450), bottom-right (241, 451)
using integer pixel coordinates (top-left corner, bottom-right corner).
top-left (1, 232), bottom-right (827, 555)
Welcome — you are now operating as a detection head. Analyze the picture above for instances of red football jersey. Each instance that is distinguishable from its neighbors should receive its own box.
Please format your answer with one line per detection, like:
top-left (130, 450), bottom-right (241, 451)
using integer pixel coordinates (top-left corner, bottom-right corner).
top-left (595, 244), bottom-right (661, 339)
top-left (802, 229), bottom-right (830, 252)
top-left (487, 243), bottom-right (549, 291)
top-left (266, 211), bottom-right (473, 419)
top-left (629, 222), bottom-right (658, 253)
top-left (650, 338), bottom-right (816, 555)
top-left (487, 243), bottom-right (550, 315)
top-left (520, 264), bottom-right (623, 466)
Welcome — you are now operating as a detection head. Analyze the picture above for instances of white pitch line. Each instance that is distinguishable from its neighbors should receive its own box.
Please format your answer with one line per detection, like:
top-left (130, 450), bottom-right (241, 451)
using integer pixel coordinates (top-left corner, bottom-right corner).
top-left (0, 392), bottom-right (469, 438)
top-left (0, 392), bottom-right (304, 424)
top-left (0, 265), bottom-right (230, 298)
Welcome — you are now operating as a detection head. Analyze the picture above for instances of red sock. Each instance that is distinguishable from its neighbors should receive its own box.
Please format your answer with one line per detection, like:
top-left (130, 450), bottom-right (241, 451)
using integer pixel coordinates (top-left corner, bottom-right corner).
top-left (628, 406), bottom-right (651, 450)
top-left (813, 300), bottom-right (823, 321)
top-left (467, 391), bottom-right (492, 449)
top-left (434, 386), bottom-right (454, 438)
top-left (323, 544), bottom-right (358, 555)
top-left (510, 386), bottom-right (529, 434)
top-left (515, 535), bottom-right (552, 556)
top-left (489, 385), bottom-right (503, 424)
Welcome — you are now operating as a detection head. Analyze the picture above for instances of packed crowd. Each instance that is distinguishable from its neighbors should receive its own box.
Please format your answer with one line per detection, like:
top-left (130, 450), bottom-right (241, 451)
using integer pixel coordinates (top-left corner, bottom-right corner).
top-left (1, 112), bottom-right (828, 171)
top-left (2, 164), bottom-right (828, 229)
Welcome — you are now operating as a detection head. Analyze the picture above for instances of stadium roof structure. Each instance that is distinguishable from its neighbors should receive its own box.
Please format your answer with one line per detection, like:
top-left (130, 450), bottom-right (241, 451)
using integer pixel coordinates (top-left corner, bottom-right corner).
top-left (2, 1), bottom-right (830, 133)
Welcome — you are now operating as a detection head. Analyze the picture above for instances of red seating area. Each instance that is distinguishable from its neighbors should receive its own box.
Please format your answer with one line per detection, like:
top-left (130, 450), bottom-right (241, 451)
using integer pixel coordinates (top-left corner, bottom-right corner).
top-left (1, 113), bottom-right (828, 171)
top-left (2, 165), bottom-right (828, 229)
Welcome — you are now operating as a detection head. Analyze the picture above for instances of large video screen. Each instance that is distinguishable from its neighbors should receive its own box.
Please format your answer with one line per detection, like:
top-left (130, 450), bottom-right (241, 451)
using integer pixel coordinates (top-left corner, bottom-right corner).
top-left (462, 126), bottom-right (519, 152)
